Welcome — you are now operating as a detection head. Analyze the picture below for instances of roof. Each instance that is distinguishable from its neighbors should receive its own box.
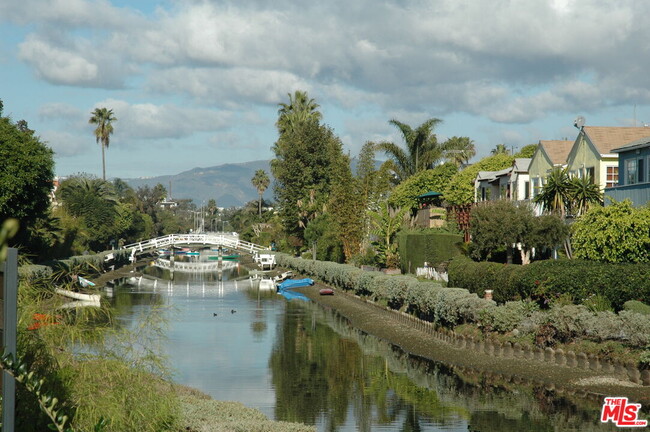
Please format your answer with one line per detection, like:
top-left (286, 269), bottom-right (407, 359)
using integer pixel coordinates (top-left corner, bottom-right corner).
top-left (539, 140), bottom-right (572, 165)
top-left (610, 135), bottom-right (650, 153)
top-left (582, 126), bottom-right (650, 155)
top-left (475, 167), bottom-right (512, 183)
top-left (513, 158), bottom-right (531, 172)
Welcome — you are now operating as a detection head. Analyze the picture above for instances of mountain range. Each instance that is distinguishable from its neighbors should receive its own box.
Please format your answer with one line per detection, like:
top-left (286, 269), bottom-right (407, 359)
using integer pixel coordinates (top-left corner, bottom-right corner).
top-left (124, 160), bottom-right (274, 207)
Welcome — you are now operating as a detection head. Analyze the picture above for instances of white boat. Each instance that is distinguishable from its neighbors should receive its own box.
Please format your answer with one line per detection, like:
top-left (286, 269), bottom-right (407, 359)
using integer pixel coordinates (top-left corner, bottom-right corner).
top-left (55, 288), bottom-right (101, 303)
top-left (258, 278), bottom-right (276, 290)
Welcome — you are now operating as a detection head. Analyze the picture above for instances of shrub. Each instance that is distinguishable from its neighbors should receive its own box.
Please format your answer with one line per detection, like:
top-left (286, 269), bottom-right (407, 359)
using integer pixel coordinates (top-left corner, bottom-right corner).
top-left (478, 301), bottom-right (538, 333)
top-left (623, 300), bottom-right (650, 316)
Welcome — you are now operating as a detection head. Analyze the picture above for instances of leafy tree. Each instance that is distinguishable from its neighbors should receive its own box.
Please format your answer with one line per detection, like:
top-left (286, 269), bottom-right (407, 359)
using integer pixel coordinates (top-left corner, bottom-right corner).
top-left (571, 200), bottom-right (650, 263)
top-left (470, 201), bottom-right (567, 264)
top-left (251, 169), bottom-right (270, 217)
top-left (443, 136), bottom-right (476, 167)
top-left (388, 162), bottom-right (457, 212)
top-left (444, 153), bottom-right (514, 205)
top-left (303, 213), bottom-right (344, 262)
top-left (89, 107), bottom-right (117, 181)
top-left (271, 117), bottom-right (346, 245)
top-left (276, 90), bottom-right (322, 134)
top-left (376, 118), bottom-right (444, 182)
top-left (514, 144), bottom-right (538, 158)
top-left (328, 157), bottom-right (364, 261)
top-left (0, 112), bottom-right (55, 247)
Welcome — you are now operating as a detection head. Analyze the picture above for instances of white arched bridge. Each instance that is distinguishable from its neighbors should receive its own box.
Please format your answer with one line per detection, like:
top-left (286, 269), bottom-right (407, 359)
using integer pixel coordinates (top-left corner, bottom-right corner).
top-left (124, 232), bottom-right (269, 258)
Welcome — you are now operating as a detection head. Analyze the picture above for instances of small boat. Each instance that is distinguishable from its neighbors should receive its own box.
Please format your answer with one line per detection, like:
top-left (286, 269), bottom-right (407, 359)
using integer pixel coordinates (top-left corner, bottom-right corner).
top-left (319, 288), bottom-right (334, 295)
top-left (278, 289), bottom-right (310, 302)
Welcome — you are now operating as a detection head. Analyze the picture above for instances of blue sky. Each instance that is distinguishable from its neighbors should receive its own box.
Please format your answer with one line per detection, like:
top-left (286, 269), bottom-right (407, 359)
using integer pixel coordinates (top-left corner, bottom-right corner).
top-left (2, 0), bottom-right (650, 180)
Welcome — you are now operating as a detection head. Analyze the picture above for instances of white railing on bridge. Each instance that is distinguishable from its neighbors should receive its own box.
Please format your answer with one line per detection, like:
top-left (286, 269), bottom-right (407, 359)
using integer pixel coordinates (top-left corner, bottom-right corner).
top-left (124, 232), bottom-right (269, 256)
top-left (153, 258), bottom-right (238, 273)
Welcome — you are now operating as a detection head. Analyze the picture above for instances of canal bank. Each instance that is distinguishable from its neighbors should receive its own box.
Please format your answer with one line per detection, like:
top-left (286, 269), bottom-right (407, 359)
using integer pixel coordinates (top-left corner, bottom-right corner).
top-left (292, 282), bottom-right (650, 406)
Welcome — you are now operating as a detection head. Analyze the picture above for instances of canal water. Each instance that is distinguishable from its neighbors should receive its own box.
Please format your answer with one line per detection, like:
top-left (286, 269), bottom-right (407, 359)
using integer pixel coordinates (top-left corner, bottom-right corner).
top-left (110, 263), bottom-right (622, 431)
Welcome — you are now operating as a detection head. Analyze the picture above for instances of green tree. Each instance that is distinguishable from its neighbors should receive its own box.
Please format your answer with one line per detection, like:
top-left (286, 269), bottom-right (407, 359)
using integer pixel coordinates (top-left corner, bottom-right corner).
top-left (369, 202), bottom-right (407, 268)
top-left (533, 167), bottom-right (571, 217)
top-left (444, 153), bottom-right (514, 205)
top-left (0, 111), bottom-right (55, 248)
top-left (271, 116), bottom-right (346, 245)
top-left (491, 143), bottom-right (509, 155)
top-left (567, 175), bottom-right (603, 216)
top-left (376, 118), bottom-right (444, 182)
top-left (329, 157), bottom-right (364, 261)
top-left (443, 136), bottom-right (476, 167)
top-left (276, 90), bottom-right (322, 134)
top-left (514, 144), bottom-right (538, 158)
top-left (89, 107), bottom-right (117, 181)
top-left (388, 162), bottom-right (457, 212)
top-left (470, 200), bottom-right (567, 264)
top-left (571, 200), bottom-right (650, 263)
top-left (251, 169), bottom-right (270, 217)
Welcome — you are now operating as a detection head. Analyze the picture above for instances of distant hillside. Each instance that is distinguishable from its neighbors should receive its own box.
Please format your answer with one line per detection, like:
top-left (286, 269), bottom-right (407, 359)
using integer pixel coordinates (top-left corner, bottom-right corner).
top-left (124, 160), bottom-right (274, 207)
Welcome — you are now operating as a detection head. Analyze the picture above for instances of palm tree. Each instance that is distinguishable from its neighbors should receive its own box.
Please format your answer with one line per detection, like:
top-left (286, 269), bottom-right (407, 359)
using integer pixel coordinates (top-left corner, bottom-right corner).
top-left (368, 202), bottom-right (407, 268)
top-left (443, 136), bottom-right (476, 167)
top-left (89, 107), bottom-right (117, 181)
top-left (491, 143), bottom-right (509, 155)
top-left (533, 167), bottom-right (571, 217)
top-left (376, 118), bottom-right (443, 183)
top-left (251, 169), bottom-right (270, 217)
top-left (276, 90), bottom-right (322, 134)
top-left (568, 175), bottom-right (603, 216)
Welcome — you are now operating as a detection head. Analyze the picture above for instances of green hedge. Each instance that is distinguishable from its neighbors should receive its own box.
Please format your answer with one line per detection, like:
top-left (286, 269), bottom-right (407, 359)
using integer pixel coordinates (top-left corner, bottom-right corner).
top-left (448, 256), bottom-right (650, 309)
top-left (275, 253), bottom-right (495, 326)
top-left (397, 230), bottom-right (463, 272)
top-left (276, 254), bottom-right (650, 348)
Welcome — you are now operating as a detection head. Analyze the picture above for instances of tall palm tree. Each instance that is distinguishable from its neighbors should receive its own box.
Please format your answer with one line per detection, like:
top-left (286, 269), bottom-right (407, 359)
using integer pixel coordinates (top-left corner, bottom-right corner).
top-left (376, 118), bottom-right (443, 183)
top-left (491, 143), bottom-right (509, 155)
top-left (276, 90), bottom-right (322, 134)
top-left (443, 136), bottom-right (476, 167)
top-left (251, 169), bottom-right (270, 217)
top-left (89, 107), bottom-right (117, 181)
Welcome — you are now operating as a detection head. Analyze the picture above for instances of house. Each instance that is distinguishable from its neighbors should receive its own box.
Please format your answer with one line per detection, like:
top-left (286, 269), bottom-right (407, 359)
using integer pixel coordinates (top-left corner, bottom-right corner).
top-left (565, 126), bottom-right (650, 192)
top-left (605, 136), bottom-right (650, 207)
top-left (528, 140), bottom-right (573, 200)
top-left (473, 158), bottom-right (531, 203)
top-left (475, 167), bottom-right (512, 202)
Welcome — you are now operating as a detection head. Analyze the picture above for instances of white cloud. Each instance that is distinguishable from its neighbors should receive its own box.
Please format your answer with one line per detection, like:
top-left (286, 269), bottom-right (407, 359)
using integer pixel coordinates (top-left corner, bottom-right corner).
top-left (41, 130), bottom-right (89, 157)
top-left (92, 99), bottom-right (233, 140)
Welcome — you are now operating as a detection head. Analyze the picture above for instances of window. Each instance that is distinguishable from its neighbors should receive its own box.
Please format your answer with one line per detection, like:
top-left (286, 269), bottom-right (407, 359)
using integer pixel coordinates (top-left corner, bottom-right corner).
top-left (639, 158), bottom-right (645, 183)
top-left (626, 159), bottom-right (638, 185)
top-left (606, 166), bottom-right (618, 188)
top-left (586, 167), bottom-right (595, 183)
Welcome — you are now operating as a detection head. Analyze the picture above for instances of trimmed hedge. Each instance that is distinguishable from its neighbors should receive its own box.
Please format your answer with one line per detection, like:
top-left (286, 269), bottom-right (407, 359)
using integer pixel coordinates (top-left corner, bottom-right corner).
top-left (277, 254), bottom-right (650, 349)
top-left (397, 230), bottom-right (463, 272)
top-left (448, 256), bottom-right (650, 310)
top-left (275, 253), bottom-right (495, 326)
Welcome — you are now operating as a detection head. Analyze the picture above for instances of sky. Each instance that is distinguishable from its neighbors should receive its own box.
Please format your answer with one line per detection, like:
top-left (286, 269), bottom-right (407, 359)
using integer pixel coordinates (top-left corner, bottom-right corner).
top-left (3, 0), bottom-right (650, 180)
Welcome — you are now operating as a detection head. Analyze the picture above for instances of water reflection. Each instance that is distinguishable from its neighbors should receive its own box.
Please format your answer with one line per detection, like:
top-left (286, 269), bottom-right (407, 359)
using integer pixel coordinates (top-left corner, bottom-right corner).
top-left (111, 267), bottom-right (624, 431)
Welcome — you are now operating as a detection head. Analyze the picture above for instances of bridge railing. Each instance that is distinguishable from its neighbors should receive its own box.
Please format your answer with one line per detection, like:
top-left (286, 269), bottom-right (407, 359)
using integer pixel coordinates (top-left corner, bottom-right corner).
top-left (124, 233), bottom-right (269, 256)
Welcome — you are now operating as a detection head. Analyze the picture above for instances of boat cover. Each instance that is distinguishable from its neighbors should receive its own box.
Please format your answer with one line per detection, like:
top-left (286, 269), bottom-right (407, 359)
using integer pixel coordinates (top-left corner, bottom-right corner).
top-left (278, 289), bottom-right (310, 302)
top-left (278, 278), bottom-right (314, 291)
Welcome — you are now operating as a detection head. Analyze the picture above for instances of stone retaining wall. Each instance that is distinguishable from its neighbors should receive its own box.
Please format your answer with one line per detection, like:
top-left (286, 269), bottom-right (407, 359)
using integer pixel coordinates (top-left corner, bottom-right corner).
top-left (352, 293), bottom-right (650, 386)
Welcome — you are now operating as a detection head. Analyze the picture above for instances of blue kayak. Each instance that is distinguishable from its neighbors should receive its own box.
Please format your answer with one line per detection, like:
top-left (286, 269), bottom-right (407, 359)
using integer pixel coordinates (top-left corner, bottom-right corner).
top-left (277, 278), bottom-right (314, 291)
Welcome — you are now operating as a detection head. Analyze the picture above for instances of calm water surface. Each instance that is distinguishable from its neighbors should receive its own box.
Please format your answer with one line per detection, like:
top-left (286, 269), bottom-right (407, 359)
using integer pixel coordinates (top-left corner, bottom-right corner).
top-left (110, 263), bottom-right (623, 432)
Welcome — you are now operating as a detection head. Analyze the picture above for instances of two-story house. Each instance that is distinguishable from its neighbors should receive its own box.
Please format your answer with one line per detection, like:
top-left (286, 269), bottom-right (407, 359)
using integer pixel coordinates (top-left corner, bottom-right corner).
top-left (605, 135), bottom-right (650, 207)
top-left (474, 158), bottom-right (531, 202)
top-left (528, 140), bottom-right (573, 199)
top-left (565, 126), bottom-right (650, 192)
